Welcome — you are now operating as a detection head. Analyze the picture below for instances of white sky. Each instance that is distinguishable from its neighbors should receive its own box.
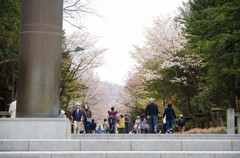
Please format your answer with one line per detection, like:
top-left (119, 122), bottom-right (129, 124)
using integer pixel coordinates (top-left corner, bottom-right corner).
top-left (65, 0), bottom-right (185, 85)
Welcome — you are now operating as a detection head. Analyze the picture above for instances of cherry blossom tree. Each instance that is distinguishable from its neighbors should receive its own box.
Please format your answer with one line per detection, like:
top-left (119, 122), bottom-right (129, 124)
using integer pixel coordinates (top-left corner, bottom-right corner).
top-left (60, 31), bottom-right (106, 111)
top-left (128, 16), bottom-right (205, 126)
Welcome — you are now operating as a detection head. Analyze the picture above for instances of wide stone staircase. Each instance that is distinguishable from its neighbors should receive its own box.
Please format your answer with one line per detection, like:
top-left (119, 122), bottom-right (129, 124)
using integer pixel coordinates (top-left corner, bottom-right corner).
top-left (0, 134), bottom-right (240, 158)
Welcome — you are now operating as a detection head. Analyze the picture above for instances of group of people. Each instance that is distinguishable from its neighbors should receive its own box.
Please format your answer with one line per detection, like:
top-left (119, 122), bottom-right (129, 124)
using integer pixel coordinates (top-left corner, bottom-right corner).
top-left (132, 98), bottom-right (186, 134)
top-left (70, 98), bottom-right (186, 134)
top-left (162, 102), bottom-right (186, 134)
top-left (70, 104), bottom-right (124, 134)
top-left (71, 102), bottom-right (96, 134)
top-left (7, 96), bottom-right (185, 135)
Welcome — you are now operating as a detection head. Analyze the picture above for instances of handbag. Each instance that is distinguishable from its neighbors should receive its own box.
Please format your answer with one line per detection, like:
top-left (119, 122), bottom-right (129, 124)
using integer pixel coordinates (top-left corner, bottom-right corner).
top-left (163, 115), bottom-right (166, 124)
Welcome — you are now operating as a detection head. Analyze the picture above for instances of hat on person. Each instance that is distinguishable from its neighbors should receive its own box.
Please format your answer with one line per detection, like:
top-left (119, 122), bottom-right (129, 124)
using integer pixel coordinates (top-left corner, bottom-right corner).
top-left (60, 110), bottom-right (65, 115)
top-left (75, 102), bottom-right (80, 106)
top-left (179, 114), bottom-right (183, 117)
top-left (137, 116), bottom-right (140, 118)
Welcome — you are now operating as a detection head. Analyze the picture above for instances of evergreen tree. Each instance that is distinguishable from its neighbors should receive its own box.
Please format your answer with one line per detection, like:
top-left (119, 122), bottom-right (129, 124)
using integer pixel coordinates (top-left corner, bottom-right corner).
top-left (178, 0), bottom-right (240, 111)
top-left (0, 0), bottom-right (20, 110)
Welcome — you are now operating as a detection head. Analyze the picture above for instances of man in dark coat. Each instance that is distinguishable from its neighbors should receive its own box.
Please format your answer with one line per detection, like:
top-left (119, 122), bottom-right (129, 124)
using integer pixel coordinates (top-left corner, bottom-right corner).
top-left (145, 98), bottom-right (159, 133)
top-left (72, 103), bottom-right (84, 134)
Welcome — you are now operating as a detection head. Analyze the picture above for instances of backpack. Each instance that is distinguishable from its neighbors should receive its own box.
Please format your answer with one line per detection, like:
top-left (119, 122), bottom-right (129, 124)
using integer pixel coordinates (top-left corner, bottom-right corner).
top-left (178, 118), bottom-right (185, 126)
top-left (108, 115), bottom-right (115, 124)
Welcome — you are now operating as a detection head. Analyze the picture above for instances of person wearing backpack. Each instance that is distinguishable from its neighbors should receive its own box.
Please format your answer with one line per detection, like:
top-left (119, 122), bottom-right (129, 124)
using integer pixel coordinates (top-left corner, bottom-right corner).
top-left (108, 107), bottom-right (118, 133)
top-left (177, 114), bottom-right (186, 134)
top-left (163, 102), bottom-right (176, 134)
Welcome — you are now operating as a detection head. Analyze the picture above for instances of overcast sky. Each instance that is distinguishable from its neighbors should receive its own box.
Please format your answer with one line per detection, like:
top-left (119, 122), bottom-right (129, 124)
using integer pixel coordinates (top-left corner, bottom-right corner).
top-left (64, 0), bottom-right (186, 85)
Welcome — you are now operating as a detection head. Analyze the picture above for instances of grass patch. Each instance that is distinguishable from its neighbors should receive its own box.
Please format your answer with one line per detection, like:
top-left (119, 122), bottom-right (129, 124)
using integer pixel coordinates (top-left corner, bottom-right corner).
top-left (184, 126), bottom-right (226, 134)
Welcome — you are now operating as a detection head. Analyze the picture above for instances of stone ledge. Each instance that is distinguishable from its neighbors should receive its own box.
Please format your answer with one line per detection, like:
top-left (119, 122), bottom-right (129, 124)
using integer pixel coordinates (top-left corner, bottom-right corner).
top-left (0, 118), bottom-right (68, 121)
top-left (0, 118), bottom-right (71, 139)
top-left (182, 140), bottom-right (232, 151)
top-left (71, 134), bottom-right (240, 139)
top-left (131, 140), bottom-right (181, 151)
top-left (0, 139), bottom-right (239, 151)
top-left (0, 151), bottom-right (240, 158)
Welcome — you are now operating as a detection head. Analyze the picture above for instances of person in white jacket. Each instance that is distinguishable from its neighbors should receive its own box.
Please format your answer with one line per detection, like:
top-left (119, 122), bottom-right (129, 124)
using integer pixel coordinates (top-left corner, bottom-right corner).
top-left (8, 100), bottom-right (17, 118)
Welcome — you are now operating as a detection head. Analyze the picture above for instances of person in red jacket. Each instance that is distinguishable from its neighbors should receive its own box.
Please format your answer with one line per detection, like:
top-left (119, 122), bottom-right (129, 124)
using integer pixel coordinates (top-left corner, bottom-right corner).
top-left (108, 107), bottom-right (118, 133)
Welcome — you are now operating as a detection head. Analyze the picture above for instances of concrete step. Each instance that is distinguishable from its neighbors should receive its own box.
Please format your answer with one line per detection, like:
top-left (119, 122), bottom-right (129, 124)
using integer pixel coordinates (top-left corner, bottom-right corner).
top-left (0, 151), bottom-right (240, 158)
top-left (71, 134), bottom-right (239, 139)
top-left (1, 139), bottom-right (239, 151)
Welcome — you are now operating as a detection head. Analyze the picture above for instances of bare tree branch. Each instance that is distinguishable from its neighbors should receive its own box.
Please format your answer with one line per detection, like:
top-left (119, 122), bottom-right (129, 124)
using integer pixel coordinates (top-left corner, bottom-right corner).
top-left (63, 0), bottom-right (98, 30)
top-left (0, 59), bottom-right (12, 65)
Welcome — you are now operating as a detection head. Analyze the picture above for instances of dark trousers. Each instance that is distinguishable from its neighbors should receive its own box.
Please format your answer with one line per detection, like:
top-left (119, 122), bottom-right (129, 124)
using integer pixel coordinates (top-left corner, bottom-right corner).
top-left (149, 115), bottom-right (158, 133)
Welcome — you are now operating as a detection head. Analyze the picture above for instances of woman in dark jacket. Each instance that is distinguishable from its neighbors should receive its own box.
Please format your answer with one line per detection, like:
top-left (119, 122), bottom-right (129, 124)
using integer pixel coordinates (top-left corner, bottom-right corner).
top-left (163, 103), bottom-right (176, 134)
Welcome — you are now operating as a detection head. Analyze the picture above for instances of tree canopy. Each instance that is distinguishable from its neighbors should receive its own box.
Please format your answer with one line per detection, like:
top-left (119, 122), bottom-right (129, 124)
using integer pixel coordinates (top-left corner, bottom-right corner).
top-left (0, 0), bottom-right (20, 110)
top-left (177, 0), bottom-right (240, 111)
top-left (123, 0), bottom-right (240, 128)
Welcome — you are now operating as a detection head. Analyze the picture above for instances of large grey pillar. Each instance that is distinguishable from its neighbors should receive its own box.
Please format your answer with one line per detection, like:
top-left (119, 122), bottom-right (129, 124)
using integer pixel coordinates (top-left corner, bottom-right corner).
top-left (16, 0), bottom-right (63, 117)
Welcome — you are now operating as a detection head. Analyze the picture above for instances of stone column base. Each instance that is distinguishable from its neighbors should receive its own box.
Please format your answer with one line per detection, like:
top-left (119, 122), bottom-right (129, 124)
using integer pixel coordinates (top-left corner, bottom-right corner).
top-left (0, 118), bottom-right (71, 139)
